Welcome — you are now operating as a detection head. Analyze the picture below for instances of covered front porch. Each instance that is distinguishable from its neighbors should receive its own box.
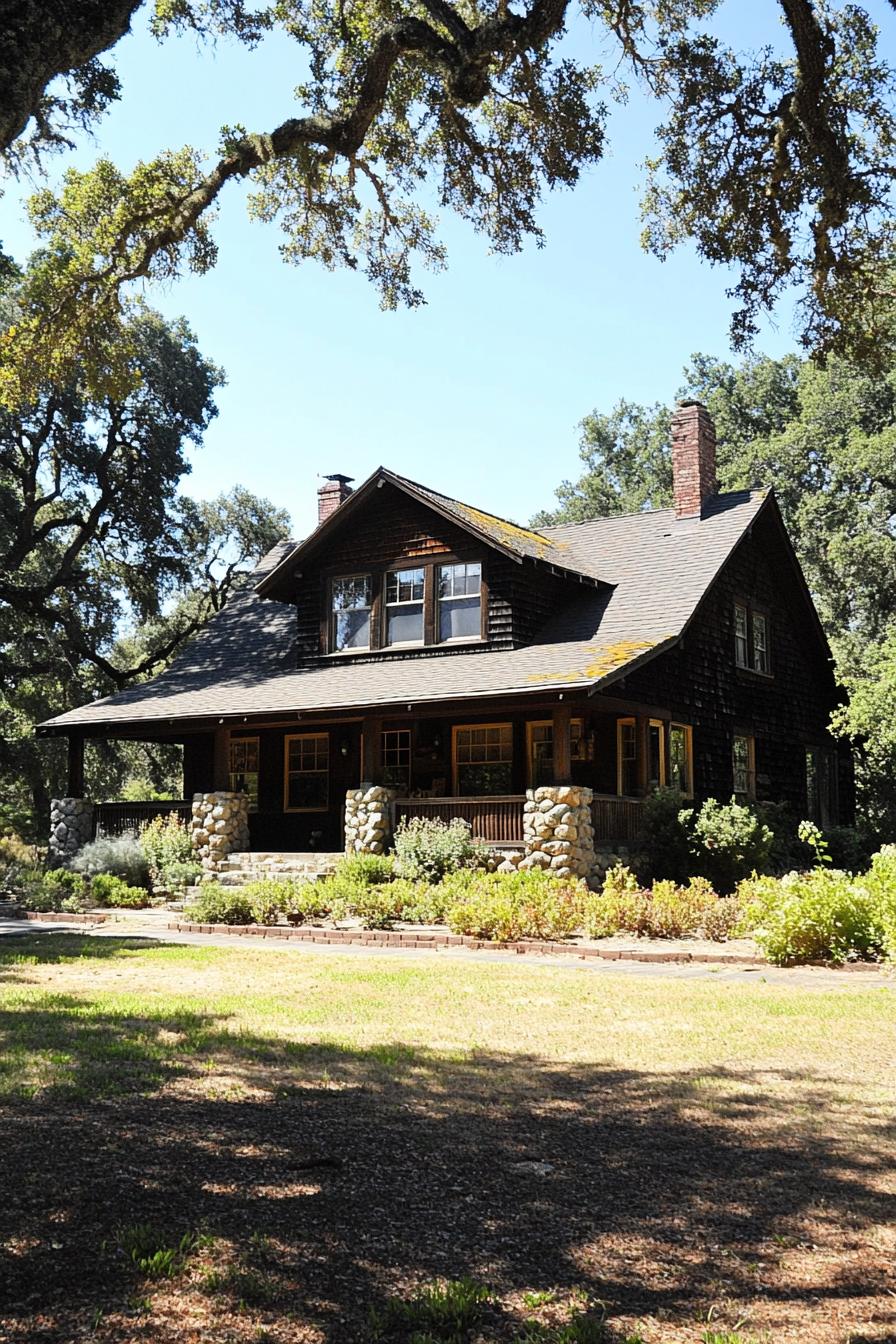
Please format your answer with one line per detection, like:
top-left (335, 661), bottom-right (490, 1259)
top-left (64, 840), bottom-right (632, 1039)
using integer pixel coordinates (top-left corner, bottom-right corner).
top-left (56, 690), bottom-right (692, 854)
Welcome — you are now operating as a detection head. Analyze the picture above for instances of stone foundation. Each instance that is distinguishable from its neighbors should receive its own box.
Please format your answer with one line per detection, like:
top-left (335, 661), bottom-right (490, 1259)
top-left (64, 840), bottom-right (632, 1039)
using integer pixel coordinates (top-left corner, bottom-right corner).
top-left (190, 791), bottom-right (251, 871)
top-left (48, 798), bottom-right (94, 865)
top-left (344, 786), bottom-right (396, 855)
top-left (520, 785), bottom-right (595, 879)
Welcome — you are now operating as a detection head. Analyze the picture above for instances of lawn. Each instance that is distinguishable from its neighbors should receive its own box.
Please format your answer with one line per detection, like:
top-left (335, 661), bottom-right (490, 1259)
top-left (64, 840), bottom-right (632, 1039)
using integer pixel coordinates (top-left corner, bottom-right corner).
top-left (0, 935), bottom-right (894, 1344)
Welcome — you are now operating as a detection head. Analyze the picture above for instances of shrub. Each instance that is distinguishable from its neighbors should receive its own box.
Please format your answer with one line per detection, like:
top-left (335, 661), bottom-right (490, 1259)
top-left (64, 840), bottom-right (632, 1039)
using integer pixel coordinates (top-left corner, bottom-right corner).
top-left (393, 816), bottom-right (485, 882)
top-left (342, 881), bottom-right (407, 929)
top-left (141, 813), bottom-right (194, 890)
top-left (334, 852), bottom-right (394, 886)
top-left (698, 895), bottom-right (743, 942)
top-left (157, 860), bottom-right (203, 893)
top-left (683, 797), bottom-right (774, 893)
top-left (0, 833), bottom-right (39, 891)
top-left (393, 877), bottom-right (458, 925)
top-left (858, 845), bottom-right (896, 960)
top-left (91, 873), bottom-right (151, 908)
top-left (17, 867), bottom-right (88, 912)
top-left (640, 787), bottom-right (693, 882)
top-left (827, 825), bottom-right (879, 873)
top-left (582, 868), bottom-right (729, 940)
top-left (186, 885), bottom-right (256, 925)
top-left (446, 869), bottom-right (586, 941)
top-left (232, 880), bottom-right (286, 926)
top-left (737, 867), bottom-right (885, 966)
top-left (282, 879), bottom-right (336, 925)
top-left (72, 832), bottom-right (149, 886)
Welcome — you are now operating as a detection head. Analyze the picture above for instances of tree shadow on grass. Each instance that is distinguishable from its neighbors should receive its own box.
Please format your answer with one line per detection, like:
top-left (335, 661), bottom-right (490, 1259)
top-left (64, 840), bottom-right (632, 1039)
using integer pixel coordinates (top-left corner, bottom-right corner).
top-left (0, 933), bottom-right (174, 974)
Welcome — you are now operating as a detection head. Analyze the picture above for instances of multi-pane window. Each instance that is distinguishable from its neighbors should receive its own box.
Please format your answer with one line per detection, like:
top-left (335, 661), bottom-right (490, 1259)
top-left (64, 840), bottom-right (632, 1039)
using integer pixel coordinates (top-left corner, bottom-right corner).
top-left (734, 603), bottom-right (750, 668)
top-left (284, 733), bottom-right (329, 811)
top-left (454, 724), bottom-right (513, 796)
top-left (669, 723), bottom-right (694, 797)
top-left (753, 612), bottom-right (769, 674)
top-left (617, 718), bottom-right (637, 796)
top-left (805, 747), bottom-right (819, 822)
top-left (385, 568), bottom-right (424, 645)
top-left (382, 729), bottom-right (411, 793)
top-left (647, 719), bottom-right (666, 792)
top-left (331, 575), bottom-right (371, 651)
top-left (732, 734), bottom-right (756, 798)
top-left (438, 562), bottom-right (482, 641)
top-left (229, 736), bottom-right (260, 810)
top-left (526, 720), bottom-right (585, 787)
top-left (734, 602), bottom-right (771, 674)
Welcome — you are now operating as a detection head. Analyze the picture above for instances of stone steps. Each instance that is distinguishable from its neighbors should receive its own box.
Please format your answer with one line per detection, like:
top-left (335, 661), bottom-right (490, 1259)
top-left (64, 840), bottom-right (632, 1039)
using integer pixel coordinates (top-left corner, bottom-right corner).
top-left (206, 851), bottom-right (342, 887)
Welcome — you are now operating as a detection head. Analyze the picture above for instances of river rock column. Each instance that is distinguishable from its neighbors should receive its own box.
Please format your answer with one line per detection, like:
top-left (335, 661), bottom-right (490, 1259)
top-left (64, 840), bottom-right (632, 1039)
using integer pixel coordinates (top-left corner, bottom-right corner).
top-left (344, 786), bottom-right (396, 855)
top-left (48, 798), bottom-right (95, 865)
top-left (191, 791), bottom-right (251, 872)
top-left (520, 785), bottom-right (595, 880)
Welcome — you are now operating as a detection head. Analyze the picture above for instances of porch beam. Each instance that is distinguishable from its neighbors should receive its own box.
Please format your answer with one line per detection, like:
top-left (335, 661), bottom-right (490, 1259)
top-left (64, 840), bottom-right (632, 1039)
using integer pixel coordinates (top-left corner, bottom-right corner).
top-left (66, 732), bottom-right (85, 798)
top-left (552, 702), bottom-right (572, 784)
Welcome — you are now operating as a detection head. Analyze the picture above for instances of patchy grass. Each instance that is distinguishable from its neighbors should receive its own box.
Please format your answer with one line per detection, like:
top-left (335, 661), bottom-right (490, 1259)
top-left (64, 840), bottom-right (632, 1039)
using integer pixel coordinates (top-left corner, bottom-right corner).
top-left (0, 934), bottom-right (894, 1343)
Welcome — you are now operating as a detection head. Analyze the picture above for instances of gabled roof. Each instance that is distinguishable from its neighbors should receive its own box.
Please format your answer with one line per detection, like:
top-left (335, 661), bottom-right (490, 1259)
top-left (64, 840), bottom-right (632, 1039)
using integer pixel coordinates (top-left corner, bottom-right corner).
top-left (256, 466), bottom-right (606, 600)
top-left (38, 487), bottom-right (775, 733)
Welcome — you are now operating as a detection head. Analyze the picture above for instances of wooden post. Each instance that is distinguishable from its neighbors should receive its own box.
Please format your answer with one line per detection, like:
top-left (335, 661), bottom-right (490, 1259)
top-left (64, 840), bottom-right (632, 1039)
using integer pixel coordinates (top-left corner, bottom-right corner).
top-left (636, 714), bottom-right (650, 797)
top-left (212, 726), bottom-right (231, 791)
top-left (362, 715), bottom-right (383, 785)
top-left (552, 702), bottom-right (572, 784)
top-left (66, 733), bottom-right (85, 798)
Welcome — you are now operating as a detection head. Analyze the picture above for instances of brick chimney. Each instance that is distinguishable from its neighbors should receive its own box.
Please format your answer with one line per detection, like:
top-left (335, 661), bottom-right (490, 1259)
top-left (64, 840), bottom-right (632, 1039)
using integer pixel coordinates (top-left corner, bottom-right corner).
top-left (317, 474), bottom-right (354, 525)
top-left (670, 400), bottom-right (717, 520)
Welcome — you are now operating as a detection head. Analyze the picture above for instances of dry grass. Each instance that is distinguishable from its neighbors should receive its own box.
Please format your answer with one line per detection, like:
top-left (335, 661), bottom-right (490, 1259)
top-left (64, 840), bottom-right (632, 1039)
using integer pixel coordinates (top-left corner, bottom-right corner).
top-left (0, 934), bottom-right (894, 1343)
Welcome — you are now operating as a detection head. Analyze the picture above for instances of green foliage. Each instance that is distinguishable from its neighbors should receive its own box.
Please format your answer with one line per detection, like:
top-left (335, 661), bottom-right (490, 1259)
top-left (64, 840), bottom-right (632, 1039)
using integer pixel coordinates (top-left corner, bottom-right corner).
top-left (445, 869), bottom-right (586, 942)
top-left (853, 845), bottom-right (896, 962)
top-left (112, 1224), bottom-right (201, 1279)
top-left (186, 885), bottom-right (256, 926)
top-left (0, 833), bottom-right (39, 890)
top-left (17, 866), bottom-right (88, 912)
top-left (334, 852), bottom-right (394, 886)
top-left (369, 1276), bottom-right (493, 1341)
top-left (582, 870), bottom-right (732, 942)
top-left (141, 813), bottom-right (195, 891)
top-left (90, 873), bottom-right (150, 909)
top-left (71, 833), bottom-right (149, 887)
top-left (683, 798), bottom-right (774, 895)
top-left (737, 868), bottom-right (885, 966)
top-left (393, 817), bottom-right (485, 883)
top-left (639, 788), bottom-right (693, 884)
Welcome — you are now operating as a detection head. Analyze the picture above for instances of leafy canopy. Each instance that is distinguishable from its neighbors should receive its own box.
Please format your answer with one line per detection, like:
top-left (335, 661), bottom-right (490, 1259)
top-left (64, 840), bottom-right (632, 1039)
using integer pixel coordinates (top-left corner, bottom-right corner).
top-left (3, 0), bottom-right (896, 402)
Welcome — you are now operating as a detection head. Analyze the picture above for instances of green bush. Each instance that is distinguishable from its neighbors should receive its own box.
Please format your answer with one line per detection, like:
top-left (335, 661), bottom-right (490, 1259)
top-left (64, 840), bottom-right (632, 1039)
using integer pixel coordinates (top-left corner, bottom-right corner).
top-left (445, 869), bottom-right (586, 941)
top-left (72, 832), bottom-right (149, 886)
top-left (640, 787), bottom-right (693, 882)
top-left (737, 867), bottom-right (885, 965)
top-left (682, 797), bottom-right (774, 893)
top-left (581, 866), bottom-right (733, 941)
top-left (17, 867), bottom-right (88, 912)
top-left (158, 860), bottom-right (203, 893)
top-left (282, 879), bottom-right (335, 925)
top-left (186, 885), bottom-right (256, 925)
top-left (0, 833), bottom-right (39, 891)
top-left (91, 873), bottom-right (150, 908)
top-left (393, 816), bottom-right (485, 882)
top-left (141, 813), bottom-right (195, 891)
top-left (699, 895), bottom-right (743, 942)
top-left (853, 845), bottom-right (896, 960)
top-left (334, 852), bottom-right (394, 886)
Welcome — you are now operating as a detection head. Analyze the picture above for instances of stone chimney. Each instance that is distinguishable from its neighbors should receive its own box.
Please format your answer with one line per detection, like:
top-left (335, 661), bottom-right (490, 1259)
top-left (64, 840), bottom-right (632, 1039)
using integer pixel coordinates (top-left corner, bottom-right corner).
top-left (671, 400), bottom-right (717, 520)
top-left (317, 474), bottom-right (354, 525)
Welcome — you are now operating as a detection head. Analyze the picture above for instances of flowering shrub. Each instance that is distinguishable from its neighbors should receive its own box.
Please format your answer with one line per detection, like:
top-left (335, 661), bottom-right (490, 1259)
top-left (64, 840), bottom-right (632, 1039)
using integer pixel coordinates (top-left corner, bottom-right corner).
top-left (445, 869), bottom-right (586, 941)
top-left (582, 865), bottom-right (735, 941)
top-left (141, 813), bottom-right (195, 891)
top-left (737, 867), bottom-right (885, 965)
top-left (393, 817), bottom-right (486, 882)
top-left (682, 797), bottom-right (774, 893)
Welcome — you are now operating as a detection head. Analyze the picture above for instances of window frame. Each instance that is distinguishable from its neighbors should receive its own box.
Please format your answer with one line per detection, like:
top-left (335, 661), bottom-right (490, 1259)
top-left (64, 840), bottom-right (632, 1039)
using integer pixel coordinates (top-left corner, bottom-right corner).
top-left (616, 717), bottom-right (638, 798)
top-left (437, 561), bottom-right (484, 644)
top-left (383, 565), bottom-right (426, 648)
top-left (525, 718), bottom-right (585, 788)
top-left (329, 573), bottom-right (373, 654)
top-left (229, 735), bottom-right (260, 811)
top-left (668, 722), bottom-right (694, 799)
top-left (283, 732), bottom-right (330, 813)
top-left (752, 610), bottom-right (770, 674)
top-left (647, 718), bottom-right (666, 792)
top-left (734, 602), bottom-right (750, 669)
top-left (452, 722), bottom-right (514, 797)
top-left (382, 727), bottom-right (412, 794)
top-left (733, 600), bottom-right (773, 677)
top-left (732, 733), bottom-right (756, 799)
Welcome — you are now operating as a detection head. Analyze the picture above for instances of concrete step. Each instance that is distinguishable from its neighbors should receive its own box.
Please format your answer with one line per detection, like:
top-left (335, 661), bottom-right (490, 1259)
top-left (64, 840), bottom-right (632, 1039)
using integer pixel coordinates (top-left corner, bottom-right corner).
top-left (215, 870), bottom-right (331, 888)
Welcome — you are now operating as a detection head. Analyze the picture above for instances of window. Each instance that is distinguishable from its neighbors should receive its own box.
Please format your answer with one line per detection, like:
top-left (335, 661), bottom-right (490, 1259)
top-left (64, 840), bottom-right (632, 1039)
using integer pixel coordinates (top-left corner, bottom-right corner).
top-left (229, 736), bottom-right (260, 810)
top-left (617, 718), bottom-right (637, 796)
top-left (382, 729), bottom-right (411, 793)
top-left (331, 575), bottom-right (371, 651)
top-left (734, 602), bottom-right (772, 674)
top-left (648, 719), bottom-right (666, 791)
top-left (732, 734), bottom-right (756, 798)
top-left (385, 568), bottom-right (424, 645)
top-left (526, 719), bottom-right (585, 787)
top-left (453, 723), bottom-right (513, 796)
top-left (669, 723), bottom-right (694, 797)
top-left (734, 603), bottom-right (750, 668)
top-left (284, 733), bottom-right (329, 811)
top-left (806, 746), bottom-right (838, 826)
top-left (753, 612), bottom-right (769, 674)
top-left (438, 562), bottom-right (482, 641)
top-left (805, 747), bottom-right (819, 822)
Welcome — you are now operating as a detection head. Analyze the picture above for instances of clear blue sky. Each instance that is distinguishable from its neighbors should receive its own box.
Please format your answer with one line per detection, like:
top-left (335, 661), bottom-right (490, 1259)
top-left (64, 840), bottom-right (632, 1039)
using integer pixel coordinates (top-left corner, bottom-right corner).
top-left (5, 3), bottom-right (892, 538)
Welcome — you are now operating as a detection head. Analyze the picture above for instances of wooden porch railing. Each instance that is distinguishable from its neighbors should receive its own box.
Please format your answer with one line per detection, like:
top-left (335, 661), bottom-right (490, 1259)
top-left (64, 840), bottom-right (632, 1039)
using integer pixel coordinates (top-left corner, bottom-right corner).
top-left (591, 795), bottom-right (644, 845)
top-left (94, 800), bottom-right (192, 837)
top-left (394, 796), bottom-right (525, 846)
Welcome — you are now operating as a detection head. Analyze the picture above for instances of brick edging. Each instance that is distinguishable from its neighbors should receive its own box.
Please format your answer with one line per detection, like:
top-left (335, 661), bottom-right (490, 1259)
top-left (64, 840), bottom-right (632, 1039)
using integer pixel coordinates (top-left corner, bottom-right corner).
top-left (165, 920), bottom-right (769, 965)
top-left (21, 911), bottom-right (112, 925)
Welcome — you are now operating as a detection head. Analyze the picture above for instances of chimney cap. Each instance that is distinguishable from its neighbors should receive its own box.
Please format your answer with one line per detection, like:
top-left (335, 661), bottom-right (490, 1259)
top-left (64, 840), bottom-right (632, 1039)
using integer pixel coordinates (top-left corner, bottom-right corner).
top-left (675, 398), bottom-right (707, 410)
top-left (321, 473), bottom-right (354, 486)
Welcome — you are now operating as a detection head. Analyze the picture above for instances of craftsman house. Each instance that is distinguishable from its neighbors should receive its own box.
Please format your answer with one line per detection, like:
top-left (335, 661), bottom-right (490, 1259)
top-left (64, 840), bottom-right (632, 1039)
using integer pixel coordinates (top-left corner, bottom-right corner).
top-left (39, 401), bottom-right (850, 860)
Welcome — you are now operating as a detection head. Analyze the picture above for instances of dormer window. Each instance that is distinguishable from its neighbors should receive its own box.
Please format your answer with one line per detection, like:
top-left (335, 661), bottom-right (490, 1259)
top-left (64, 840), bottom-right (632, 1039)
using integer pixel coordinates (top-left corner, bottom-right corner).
top-left (438, 562), bottom-right (482, 641)
top-left (385, 568), bottom-right (425, 645)
top-left (331, 575), bottom-right (371, 651)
